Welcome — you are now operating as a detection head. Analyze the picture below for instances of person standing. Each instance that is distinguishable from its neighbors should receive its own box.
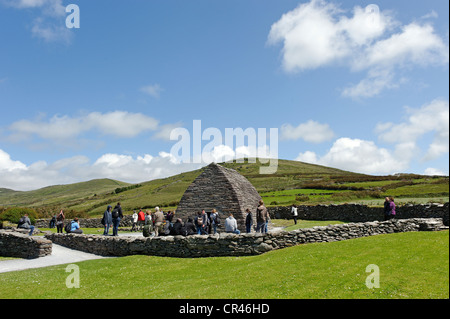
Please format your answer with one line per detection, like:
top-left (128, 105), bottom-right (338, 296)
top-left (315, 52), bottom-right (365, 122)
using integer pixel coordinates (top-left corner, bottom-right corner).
top-left (137, 209), bottom-right (145, 231)
top-left (389, 197), bottom-right (396, 219)
top-left (153, 207), bottom-right (165, 236)
top-left (384, 197), bottom-right (392, 221)
top-left (56, 209), bottom-right (65, 233)
top-left (291, 204), bottom-right (298, 225)
top-left (256, 200), bottom-right (268, 234)
top-left (225, 213), bottom-right (240, 235)
top-left (102, 205), bottom-right (113, 236)
top-left (111, 202), bottom-right (123, 236)
top-left (245, 208), bottom-right (253, 233)
top-left (131, 210), bottom-right (138, 232)
top-left (210, 209), bottom-right (220, 235)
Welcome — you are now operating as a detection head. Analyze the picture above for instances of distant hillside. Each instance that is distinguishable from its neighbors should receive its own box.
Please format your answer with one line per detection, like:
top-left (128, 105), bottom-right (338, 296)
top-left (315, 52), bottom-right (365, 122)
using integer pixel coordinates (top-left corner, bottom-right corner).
top-left (0, 179), bottom-right (130, 208)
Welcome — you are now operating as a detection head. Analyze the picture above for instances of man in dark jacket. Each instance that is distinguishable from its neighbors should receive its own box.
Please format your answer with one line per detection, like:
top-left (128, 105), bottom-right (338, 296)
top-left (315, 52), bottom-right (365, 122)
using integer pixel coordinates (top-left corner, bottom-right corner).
top-left (181, 217), bottom-right (197, 236)
top-left (170, 218), bottom-right (183, 236)
top-left (245, 208), bottom-right (253, 233)
top-left (112, 202), bottom-right (123, 236)
top-left (102, 205), bottom-right (113, 236)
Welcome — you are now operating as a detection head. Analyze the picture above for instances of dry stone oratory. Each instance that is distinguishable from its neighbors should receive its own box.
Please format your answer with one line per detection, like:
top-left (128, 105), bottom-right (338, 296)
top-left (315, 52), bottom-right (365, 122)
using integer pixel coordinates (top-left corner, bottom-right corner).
top-left (175, 162), bottom-right (262, 232)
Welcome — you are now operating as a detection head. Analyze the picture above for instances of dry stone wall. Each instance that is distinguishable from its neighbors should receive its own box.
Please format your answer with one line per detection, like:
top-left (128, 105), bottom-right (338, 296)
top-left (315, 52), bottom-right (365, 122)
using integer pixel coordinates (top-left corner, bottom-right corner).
top-left (45, 218), bottom-right (446, 258)
top-left (269, 203), bottom-right (449, 225)
top-left (0, 230), bottom-right (52, 259)
top-left (35, 202), bottom-right (449, 229)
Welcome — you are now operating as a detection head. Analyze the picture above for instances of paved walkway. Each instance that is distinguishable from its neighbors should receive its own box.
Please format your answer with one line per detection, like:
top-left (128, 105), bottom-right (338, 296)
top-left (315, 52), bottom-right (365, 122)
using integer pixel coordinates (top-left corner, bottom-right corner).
top-left (0, 243), bottom-right (113, 274)
top-left (0, 229), bottom-right (284, 274)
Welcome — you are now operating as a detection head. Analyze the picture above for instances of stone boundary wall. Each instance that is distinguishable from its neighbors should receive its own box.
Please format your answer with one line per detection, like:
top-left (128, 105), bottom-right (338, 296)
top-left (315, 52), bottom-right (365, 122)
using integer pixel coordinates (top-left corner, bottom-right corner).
top-left (0, 230), bottom-right (52, 259)
top-left (269, 203), bottom-right (449, 226)
top-left (45, 218), bottom-right (445, 258)
top-left (35, 203), bottom-right (449, 229)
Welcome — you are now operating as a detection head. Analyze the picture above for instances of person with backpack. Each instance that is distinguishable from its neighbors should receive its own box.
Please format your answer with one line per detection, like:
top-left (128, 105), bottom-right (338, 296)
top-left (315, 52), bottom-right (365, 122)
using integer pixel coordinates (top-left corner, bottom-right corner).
top-left (67, 217), bottom-right (83, 234)
top-left (210, 209), bottom-right (220, 235)
top-left (101, 205), bottom-right (113, 236)
top-left (195, 210), bottom-right (209, 235)
top-left (111, 202), bottom-right (123, 236)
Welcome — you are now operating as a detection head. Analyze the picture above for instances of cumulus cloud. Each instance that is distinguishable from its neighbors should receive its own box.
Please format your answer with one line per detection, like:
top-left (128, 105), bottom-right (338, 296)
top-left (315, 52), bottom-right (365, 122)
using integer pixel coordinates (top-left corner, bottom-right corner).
top-left (296, 99), bottom-right (449, 175)
top-left (7, 111), bottom-right (160, 143)
top-left (280, 120), bottom-right (335, 143)
top-left (296, 137), bottom-right (408, 174)
top-left (376, 99), bottom-right (449, 161)
top-left (1, 0), bottom-right (71, 43)
top-left (0, 148), bottom-right (203, 191)
top-left (268, 0), bottom-right (449, 98)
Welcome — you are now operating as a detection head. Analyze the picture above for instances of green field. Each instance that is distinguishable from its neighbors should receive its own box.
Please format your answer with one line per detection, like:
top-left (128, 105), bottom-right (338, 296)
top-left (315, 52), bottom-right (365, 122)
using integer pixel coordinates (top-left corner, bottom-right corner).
top-left (0, 231), bottom-right (447, 299)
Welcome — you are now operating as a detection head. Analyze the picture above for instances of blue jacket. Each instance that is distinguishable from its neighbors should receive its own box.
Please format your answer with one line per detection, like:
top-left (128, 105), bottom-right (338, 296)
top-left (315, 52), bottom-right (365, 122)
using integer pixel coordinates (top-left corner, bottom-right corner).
top-left (102, 205), bottom-right (113, 225)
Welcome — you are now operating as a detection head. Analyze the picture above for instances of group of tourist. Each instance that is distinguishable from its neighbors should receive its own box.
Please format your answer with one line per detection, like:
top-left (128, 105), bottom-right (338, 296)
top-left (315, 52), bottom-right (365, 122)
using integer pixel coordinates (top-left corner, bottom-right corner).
top-left (18, 200), bottom-right (273, 237)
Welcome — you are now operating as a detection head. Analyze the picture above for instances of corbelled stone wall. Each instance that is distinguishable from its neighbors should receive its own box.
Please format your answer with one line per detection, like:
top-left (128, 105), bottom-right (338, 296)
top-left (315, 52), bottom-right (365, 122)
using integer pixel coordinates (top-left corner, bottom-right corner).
top-left (0, 230), bottom-right (52, 259)
top-left (269, 203), bottom-right (449, 225)
top-left (45, 218), bottom-right (446, 258)
top-left (176, 163), bottom-right (262, 232)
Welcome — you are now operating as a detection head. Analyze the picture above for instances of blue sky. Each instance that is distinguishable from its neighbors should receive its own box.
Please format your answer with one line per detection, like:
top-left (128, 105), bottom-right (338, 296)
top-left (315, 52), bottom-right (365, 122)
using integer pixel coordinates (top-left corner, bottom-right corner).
top-left (0, 0), bottom-right (448, 190)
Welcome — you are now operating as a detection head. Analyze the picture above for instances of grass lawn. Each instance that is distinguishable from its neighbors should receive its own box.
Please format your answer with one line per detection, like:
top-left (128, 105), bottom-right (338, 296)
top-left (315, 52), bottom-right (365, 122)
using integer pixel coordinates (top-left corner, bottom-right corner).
top-left (0, 230), bottom-right (447, 299)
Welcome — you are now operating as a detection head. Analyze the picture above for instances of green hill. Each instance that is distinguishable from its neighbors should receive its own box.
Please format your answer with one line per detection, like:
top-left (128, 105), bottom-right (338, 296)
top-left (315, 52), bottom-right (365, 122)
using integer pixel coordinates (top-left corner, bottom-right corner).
top-left (0, 158), bottom-right (448, 217)
top-left (0, 179), bottom-right (130, 208)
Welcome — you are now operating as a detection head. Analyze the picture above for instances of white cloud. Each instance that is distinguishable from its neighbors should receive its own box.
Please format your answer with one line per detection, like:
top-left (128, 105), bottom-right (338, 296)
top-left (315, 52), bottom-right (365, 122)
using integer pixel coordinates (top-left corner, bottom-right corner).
top-left (424, 167), bottom-right (446, 176)
top-left (296, 137), bottom-right (408, 175)
top-left (0, 149), bottom-right (203, 191)
top-left (31, 17), bottom-right (72, 44)
top-left (140, 84), bottom-right (163, 99)
top-left (268, 0), bottom-right (449, 98)
top-left (376, 99), bottom-right (449, 161)
top-left (296, 99), bottom-right (449, 175)
top-left (280, 120), bottom-right (335, 143)
top-left (0, 149), bottom-right (27, 171)
top-left (2, 0), bottom-right (70, 43)
top-left (7, 111), bottom-right (160, 142)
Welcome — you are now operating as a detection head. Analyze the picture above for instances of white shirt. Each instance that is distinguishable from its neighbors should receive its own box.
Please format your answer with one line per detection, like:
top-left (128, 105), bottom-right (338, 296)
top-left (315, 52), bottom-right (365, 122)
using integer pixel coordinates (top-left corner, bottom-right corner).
top-left (225, 216), bottom-right (238, 232)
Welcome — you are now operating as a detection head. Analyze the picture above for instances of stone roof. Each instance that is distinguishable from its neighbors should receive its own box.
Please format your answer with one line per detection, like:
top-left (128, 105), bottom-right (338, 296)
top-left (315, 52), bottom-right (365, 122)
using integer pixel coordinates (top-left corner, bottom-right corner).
top-left (175, 163), bottom-right (262, 230)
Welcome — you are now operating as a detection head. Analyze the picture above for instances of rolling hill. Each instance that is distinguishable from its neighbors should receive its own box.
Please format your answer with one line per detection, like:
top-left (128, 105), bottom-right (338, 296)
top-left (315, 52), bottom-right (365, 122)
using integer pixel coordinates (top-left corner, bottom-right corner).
top-left (0, 158), bottom-right (448, 217)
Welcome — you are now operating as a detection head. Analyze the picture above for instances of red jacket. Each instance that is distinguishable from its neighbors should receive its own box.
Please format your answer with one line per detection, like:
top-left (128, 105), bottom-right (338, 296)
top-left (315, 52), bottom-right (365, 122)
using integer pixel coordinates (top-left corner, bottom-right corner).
top-left (138, 210), bottom-right (145, 221)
